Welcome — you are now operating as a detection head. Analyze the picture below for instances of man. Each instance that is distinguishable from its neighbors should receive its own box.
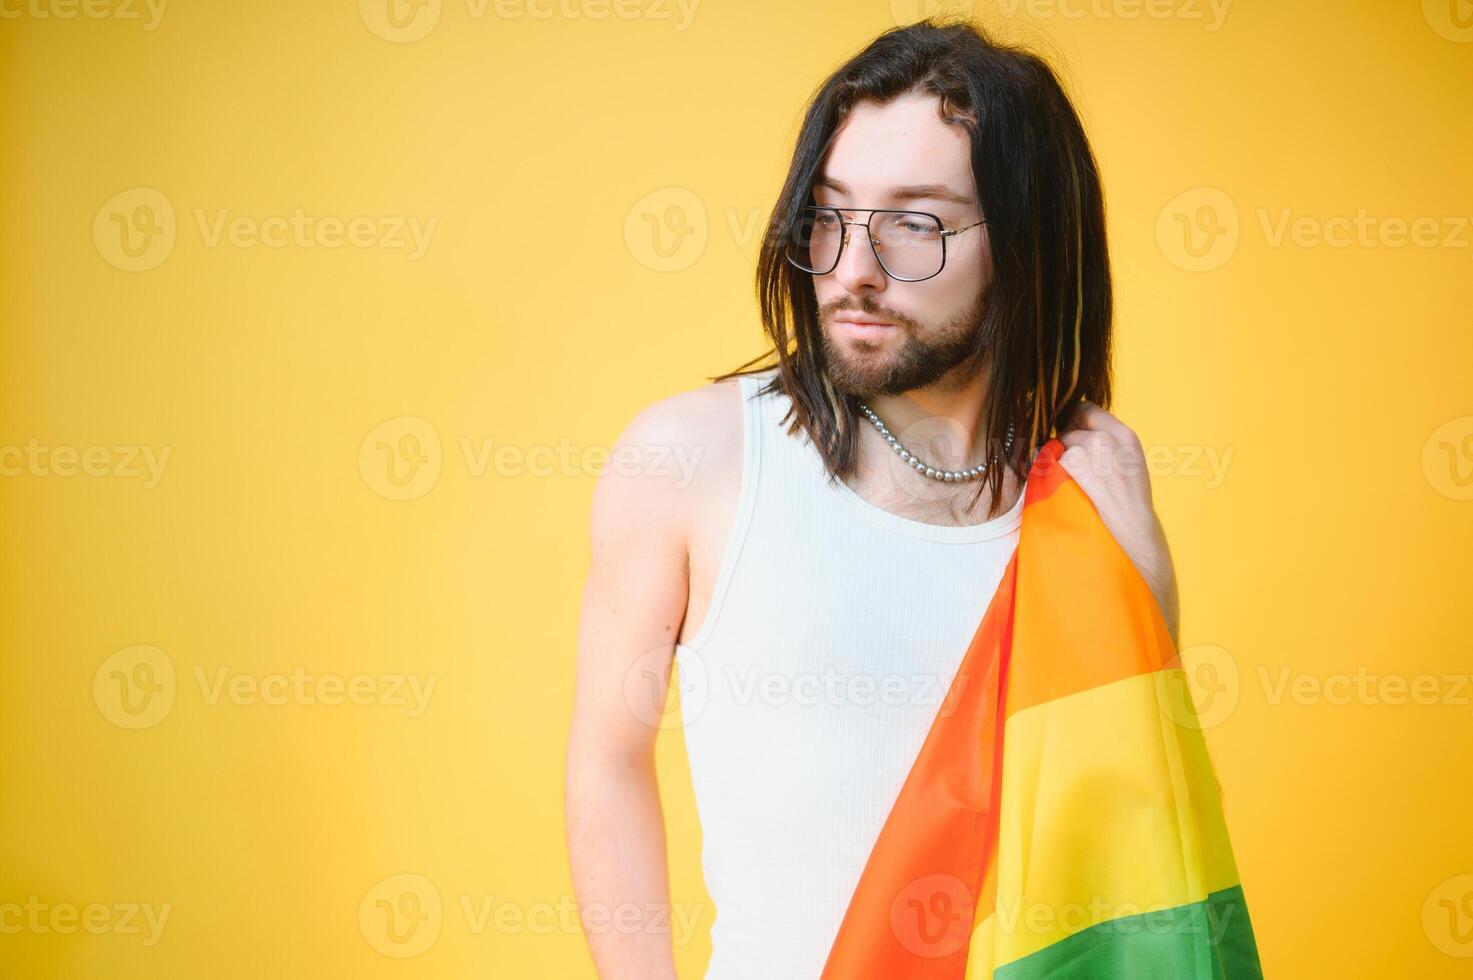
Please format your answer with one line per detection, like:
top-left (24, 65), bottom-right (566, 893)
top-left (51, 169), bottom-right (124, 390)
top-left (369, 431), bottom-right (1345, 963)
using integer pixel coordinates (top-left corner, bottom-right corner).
top-left (566, 19), bottom-right (1179, 979)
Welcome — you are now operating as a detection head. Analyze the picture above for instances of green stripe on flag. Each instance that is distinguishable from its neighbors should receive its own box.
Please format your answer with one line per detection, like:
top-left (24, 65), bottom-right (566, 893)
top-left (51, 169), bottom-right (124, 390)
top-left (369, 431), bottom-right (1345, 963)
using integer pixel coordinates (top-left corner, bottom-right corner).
top-left (994, 884), bottom-right (1264, 979)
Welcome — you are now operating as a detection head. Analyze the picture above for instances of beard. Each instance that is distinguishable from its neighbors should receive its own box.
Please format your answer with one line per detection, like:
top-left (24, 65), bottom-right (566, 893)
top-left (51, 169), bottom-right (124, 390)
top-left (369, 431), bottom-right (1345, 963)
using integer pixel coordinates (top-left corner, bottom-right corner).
top-left (818, 288), bottom-right (986, 398)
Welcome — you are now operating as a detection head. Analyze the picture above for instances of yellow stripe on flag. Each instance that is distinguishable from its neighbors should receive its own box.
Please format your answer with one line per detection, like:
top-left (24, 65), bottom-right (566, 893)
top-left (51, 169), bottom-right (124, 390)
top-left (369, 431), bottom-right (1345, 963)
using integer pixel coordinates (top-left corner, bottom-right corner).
top-left (978, 668), bottom-right (1242, 968)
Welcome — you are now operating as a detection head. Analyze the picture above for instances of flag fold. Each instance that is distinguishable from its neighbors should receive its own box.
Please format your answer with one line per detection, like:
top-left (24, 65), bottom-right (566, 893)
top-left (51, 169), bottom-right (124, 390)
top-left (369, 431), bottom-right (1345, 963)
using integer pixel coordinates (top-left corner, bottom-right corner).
top-left (821, 437), bottom-right (1264, 979)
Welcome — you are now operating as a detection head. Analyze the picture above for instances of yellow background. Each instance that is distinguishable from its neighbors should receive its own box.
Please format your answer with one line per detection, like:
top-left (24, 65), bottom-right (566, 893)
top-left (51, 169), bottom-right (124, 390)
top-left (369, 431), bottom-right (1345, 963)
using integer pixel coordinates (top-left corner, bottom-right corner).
top-left (2, 0), bottom-right (1471, 976)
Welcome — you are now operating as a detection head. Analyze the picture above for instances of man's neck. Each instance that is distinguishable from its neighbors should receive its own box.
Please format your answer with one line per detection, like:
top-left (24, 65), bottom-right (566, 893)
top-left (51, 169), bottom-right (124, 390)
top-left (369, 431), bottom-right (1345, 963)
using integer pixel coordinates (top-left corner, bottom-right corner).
top-left (863, 364), bottom-right (995, 472)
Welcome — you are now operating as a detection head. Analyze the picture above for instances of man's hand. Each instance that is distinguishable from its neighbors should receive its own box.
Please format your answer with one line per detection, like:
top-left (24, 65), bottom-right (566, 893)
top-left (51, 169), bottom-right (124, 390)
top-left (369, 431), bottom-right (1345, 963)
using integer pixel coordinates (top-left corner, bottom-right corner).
top-left (1056, 400), bottom-right (1180, 649)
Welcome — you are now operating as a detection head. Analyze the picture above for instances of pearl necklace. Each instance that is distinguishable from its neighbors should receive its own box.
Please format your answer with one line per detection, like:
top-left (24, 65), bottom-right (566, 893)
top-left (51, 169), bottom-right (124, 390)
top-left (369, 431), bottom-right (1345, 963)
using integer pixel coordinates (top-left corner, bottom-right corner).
top-left (856, 402), bottom-right (1015, 482)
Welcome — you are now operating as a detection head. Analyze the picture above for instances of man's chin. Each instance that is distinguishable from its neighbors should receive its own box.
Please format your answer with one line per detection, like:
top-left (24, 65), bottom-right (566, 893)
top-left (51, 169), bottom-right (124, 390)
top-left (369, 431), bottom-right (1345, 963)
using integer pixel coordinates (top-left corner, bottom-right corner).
top-left (825, 356), bottom-right (899, 398)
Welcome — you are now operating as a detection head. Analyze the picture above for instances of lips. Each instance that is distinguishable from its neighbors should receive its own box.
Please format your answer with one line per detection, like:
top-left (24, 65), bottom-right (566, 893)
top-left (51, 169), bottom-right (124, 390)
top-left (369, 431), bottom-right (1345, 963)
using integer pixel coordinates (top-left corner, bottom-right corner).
top-left (833, 316), bottom-right (897, 341)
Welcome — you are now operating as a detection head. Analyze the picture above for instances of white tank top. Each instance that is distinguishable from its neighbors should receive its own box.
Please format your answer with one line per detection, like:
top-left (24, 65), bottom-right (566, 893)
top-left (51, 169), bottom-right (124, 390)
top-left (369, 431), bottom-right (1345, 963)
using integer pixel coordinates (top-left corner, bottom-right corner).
top-left (673, 366), bottom-right (1025, 979)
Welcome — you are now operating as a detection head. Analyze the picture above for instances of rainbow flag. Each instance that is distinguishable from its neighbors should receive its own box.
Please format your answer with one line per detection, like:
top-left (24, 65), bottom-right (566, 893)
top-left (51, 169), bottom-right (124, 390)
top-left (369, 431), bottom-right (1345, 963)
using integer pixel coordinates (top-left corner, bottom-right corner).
top-left (821, 437), bottom-right (1264, 978)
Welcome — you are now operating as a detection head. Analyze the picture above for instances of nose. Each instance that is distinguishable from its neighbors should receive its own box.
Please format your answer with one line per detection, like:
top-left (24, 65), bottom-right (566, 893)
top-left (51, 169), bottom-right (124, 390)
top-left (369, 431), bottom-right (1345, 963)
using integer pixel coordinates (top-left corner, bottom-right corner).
top-left (833, 221), bottom-right (888, 294)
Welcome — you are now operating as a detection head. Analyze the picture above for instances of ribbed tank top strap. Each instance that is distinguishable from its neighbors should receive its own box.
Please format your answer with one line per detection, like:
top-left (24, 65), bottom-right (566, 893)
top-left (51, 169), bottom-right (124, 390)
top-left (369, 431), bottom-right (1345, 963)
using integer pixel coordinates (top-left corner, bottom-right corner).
top-left (676, 371), bottom-right (768, 656)
top-left (743, 367), bottom-right (824, 487)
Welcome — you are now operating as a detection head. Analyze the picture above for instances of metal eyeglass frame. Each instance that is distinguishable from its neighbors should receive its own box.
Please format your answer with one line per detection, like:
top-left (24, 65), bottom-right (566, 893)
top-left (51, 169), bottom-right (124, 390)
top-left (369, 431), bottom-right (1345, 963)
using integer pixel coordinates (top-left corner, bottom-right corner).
top-left (785, 204), bottom-right (988, 283)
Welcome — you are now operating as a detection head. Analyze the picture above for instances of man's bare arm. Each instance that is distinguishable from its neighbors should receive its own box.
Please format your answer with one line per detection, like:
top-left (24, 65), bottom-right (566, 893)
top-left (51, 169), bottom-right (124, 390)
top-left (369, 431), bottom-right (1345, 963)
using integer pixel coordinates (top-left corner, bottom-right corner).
top-left (564, 397), bottom-right (702, 980)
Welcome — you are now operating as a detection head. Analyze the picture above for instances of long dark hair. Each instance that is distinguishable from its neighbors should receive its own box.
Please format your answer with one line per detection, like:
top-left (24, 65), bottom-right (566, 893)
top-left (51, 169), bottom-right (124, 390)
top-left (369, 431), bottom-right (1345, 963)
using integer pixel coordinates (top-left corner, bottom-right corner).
top-left (713, 17), bottom-right (1113, 519)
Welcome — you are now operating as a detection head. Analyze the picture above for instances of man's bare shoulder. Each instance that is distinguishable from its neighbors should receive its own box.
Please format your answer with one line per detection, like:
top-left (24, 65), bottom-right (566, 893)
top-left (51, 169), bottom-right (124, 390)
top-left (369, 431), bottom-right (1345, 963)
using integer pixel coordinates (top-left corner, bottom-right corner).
top-left (589, 376), bottom-right (747, 542)
top-left (620, 375), bottom-right (745, 464)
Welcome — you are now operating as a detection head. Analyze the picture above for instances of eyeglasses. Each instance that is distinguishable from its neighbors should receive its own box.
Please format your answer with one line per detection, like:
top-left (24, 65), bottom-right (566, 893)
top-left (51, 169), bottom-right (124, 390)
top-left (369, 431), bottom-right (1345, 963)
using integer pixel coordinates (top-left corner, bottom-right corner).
top-left (784, 205), bottom-right (987, 283)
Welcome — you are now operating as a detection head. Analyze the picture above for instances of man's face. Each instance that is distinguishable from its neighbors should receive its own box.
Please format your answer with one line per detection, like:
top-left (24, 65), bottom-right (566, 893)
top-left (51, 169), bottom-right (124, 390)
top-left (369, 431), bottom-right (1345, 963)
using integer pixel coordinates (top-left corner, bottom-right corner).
top-left (808, 92), bottom-right (991, 398)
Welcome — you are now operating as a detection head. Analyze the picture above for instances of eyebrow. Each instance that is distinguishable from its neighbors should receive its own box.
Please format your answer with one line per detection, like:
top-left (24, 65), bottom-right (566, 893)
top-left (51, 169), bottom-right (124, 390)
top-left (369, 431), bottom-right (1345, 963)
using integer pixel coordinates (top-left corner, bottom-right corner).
top-left (814, 175), bottom-right (975, 208)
